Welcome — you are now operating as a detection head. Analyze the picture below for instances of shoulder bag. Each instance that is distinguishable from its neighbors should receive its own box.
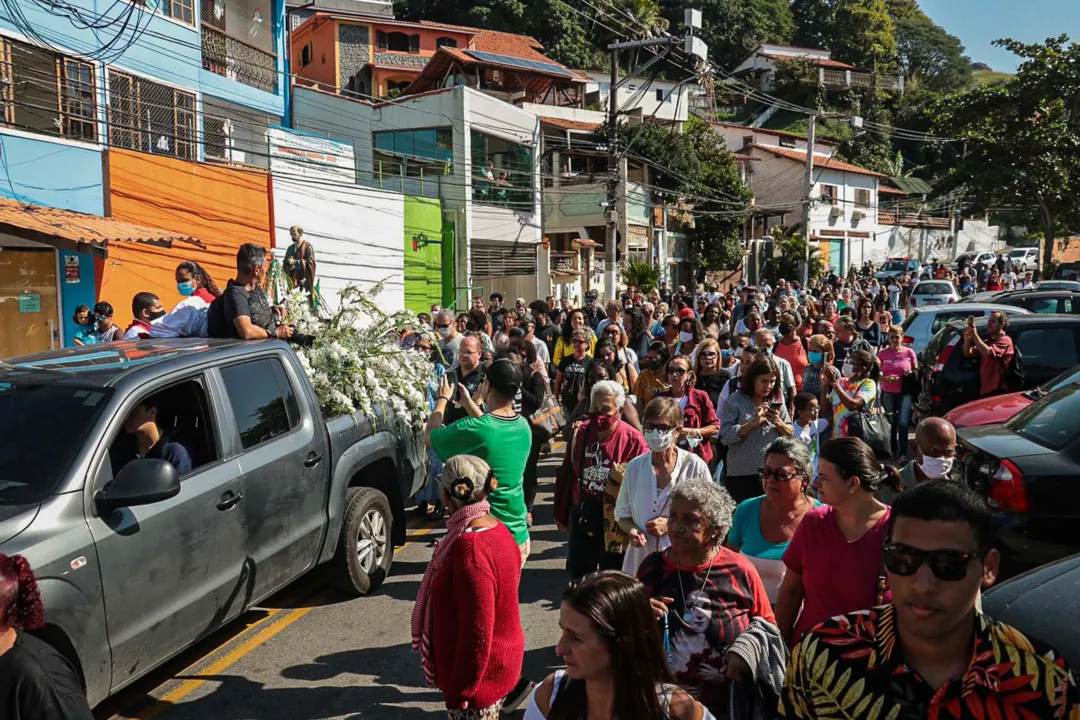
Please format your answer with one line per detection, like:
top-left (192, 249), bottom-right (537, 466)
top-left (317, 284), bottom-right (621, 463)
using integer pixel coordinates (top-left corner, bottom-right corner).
top-left (847, 381), bottom-right (893, 460)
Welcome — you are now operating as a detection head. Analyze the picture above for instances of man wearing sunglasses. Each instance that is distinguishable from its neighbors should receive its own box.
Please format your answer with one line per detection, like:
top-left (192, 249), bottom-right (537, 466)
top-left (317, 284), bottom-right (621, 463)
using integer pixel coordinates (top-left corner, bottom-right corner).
top-left (780, 481), bottom-right (1079, 719)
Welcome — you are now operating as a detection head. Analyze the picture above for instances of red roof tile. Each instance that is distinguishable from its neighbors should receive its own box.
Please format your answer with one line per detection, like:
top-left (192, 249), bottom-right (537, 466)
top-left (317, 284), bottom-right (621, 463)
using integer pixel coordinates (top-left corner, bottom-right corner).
top-left (748, 144), bottom-right (886, 178)
top-left (473, 30), bottom-right (546, 57)
top-left (879, 185), bottom-right (909, 196)
top-left (710, 121), bottom-right (839, 146)
top-left (540, 116), bottom-right (602, 132)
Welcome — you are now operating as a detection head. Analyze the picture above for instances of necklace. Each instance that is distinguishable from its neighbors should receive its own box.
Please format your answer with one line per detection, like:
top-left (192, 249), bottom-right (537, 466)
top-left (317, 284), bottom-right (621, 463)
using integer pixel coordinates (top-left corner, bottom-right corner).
top-left (674, 549), bottom-right (716, 623)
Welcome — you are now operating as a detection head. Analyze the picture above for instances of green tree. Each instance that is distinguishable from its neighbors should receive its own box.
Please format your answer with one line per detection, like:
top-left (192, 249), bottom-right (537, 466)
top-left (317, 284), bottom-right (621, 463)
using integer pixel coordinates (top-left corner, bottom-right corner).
top-left (895, 16), bottom-right (973, 92)
top-left (830, 0), bottom-right (897, 70)
top-left (931, 35), bottom-right (1080, 267)
top-left (884, 0), bottom-right (925, 21)
top-left (791, 0), bottom-right (835, 50)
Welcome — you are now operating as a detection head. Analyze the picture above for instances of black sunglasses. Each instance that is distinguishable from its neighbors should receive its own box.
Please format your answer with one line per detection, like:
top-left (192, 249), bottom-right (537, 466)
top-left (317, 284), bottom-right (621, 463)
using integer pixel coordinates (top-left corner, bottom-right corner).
top-left (883, 542), bottom-right (984, 582)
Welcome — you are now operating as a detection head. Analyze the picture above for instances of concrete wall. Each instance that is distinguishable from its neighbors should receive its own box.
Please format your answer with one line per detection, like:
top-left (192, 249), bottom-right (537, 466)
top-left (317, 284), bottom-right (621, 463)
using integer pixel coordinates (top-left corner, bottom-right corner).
top-left (272, 176), bottom-right (405, 314)
top-left (877, 221), bottom-right (1005, 264)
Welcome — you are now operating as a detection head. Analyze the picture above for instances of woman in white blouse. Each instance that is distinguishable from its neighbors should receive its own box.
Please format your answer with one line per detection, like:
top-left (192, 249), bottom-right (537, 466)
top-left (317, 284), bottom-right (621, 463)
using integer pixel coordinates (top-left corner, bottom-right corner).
top-left (615, 396), bottom-right (712, 575)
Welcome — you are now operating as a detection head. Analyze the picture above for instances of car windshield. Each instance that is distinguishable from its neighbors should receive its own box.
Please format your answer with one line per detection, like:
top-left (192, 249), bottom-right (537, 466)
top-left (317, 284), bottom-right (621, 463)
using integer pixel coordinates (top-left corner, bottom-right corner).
top-left (1008, 250), bottom-right (1028, 257)
top-left (0, 382), bottom-right (111, 504)
top-left (915, 282), bottom-right (953, 295)
top-left (1006, 384), bottom-right (1080, 451)
top-left (881, 261), bottom-right (908, 271)
top-left (1041, 365), bottom-right (1080, 394)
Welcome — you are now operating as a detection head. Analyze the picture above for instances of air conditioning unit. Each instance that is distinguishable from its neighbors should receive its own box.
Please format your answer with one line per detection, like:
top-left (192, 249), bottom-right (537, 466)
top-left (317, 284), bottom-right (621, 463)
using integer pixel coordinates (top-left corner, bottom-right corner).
top-left (829, 205), bottom-right (843, 219)
top-left (851, 210), bottom-right (866, 221)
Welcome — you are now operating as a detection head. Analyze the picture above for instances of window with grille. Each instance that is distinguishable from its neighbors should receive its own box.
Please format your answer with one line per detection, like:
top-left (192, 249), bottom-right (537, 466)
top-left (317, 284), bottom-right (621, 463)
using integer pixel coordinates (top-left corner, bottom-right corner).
top-left (132, 0), bottom-right (193, 25)
top-left (108, 71), bottom-right (195, 160)
top-left (0, 37), bottom-right (97, 143)
top-left (470, 240), bottom-right (537, 277)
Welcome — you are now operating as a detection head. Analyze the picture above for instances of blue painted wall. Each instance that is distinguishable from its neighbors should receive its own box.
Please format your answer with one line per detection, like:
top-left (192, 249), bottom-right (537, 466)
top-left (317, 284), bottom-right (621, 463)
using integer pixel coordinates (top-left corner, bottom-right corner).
top-left (0, 0), bottom-right (285, 118)
top-left (0, 131), bottom-right (105, 346)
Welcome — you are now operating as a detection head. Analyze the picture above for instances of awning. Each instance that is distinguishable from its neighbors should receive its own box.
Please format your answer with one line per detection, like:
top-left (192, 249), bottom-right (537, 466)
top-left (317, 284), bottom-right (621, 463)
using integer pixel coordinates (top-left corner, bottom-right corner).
top-left (572, 237), bottom-right (602, 249)
top-left (0, 197), bottom-right (206, 258)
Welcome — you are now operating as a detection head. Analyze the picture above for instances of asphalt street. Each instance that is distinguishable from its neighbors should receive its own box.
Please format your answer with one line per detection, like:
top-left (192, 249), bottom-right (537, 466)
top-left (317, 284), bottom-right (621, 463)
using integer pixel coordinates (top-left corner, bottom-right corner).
top-left (96, 452), bottom-right (568, 720)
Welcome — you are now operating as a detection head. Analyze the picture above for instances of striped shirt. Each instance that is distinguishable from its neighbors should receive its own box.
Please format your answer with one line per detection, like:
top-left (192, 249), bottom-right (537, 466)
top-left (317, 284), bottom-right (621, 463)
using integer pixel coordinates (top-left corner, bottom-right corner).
top-left (719, 390), bottom-right (792, 476)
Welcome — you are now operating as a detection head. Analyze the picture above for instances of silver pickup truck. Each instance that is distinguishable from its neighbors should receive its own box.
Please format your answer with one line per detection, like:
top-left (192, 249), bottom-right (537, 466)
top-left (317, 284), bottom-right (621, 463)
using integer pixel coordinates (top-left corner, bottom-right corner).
top-left (0, 338), bottom-right (425, 707)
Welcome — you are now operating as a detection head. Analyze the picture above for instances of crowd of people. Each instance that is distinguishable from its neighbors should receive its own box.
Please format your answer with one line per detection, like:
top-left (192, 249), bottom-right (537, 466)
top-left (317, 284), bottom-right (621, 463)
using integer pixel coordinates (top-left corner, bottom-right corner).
top-left (21, 259), bottom-right (1069, 720)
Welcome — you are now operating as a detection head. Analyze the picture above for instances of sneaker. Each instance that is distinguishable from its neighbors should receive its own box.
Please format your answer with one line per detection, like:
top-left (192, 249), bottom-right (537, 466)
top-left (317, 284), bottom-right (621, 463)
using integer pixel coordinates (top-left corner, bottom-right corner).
top-left (501, 677), bottom-right (535, 713)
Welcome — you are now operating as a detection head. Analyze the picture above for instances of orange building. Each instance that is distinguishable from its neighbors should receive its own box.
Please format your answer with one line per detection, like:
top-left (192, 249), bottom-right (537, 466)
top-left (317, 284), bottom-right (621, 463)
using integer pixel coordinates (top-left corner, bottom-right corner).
top-left (99, 149), bottom-right (273, 328)
top-left (290, 13), bottom-right (477, 98)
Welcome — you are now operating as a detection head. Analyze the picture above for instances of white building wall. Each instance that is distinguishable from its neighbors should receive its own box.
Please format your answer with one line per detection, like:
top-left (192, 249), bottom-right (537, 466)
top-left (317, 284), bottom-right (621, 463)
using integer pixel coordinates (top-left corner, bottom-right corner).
top-left (272, 177), bottom-right (406, 315)
top-left (582, 72), bottom-right (689, 124)
top-left (714, 124), bottom-right (835, 157)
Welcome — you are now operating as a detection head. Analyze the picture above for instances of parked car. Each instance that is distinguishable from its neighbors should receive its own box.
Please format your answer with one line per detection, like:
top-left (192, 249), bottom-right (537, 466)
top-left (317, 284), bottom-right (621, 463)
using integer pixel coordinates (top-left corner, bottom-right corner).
top-left (958, 382), bottom-right (1080, 578)
top-left (1007, 247), bottom-right (1040, 272)
top-left (982, 553), bottom-right (1080, 667)
top-left (952, 250), bottom-right (997, 273)
top-left (874, 257), bottom-right (922, 282)
top-left (915, 314), bottom-right (1080, 418)
top-left (1036, 280), bottom-right (1080, 292)
top-left (946, 363), bottom-right (1080, 429)
top-left (975, 290), bottom-right (1080, 315)
top-left (899, 303), bottom-right (1029, 358)
top-left (0, 339), bottom-right (426, 707)
top-left (907, 279), bottom-right (960, 309)
top-left (1054, 262), bottom-right (1080, 281)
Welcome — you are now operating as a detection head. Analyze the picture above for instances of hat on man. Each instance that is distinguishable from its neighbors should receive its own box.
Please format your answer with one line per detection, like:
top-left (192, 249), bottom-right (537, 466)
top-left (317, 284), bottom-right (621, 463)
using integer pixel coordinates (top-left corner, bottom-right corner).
top-left (485, 358), bottom-right (522, 398)
top-left (585, 289), bottom-right (599, 301)
top-left (519, 313), bottom-right (536, 325)
top-left (677, 308), bottom-right (696, 319)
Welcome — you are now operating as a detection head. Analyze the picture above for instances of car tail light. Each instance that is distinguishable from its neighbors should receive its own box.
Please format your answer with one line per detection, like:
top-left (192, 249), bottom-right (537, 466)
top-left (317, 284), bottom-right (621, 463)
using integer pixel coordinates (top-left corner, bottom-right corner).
top-left (989, 459), bottom-right (1029, 513)
top-left (948, 297), bottom-right (957, 303)
top-left (910, 296), bottom-right (917, 307)
top-left (903, 335), bottom-right (915, 346)
top-left (934, 335), bottom-right (961, 372)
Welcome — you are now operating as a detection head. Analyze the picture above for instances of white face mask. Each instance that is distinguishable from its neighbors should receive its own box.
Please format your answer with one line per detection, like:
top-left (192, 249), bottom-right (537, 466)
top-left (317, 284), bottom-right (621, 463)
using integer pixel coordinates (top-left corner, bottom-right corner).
top-left (644, 428), bottom-right (674, 452)
top-left (919, 455), bottom-right (954, 479)
top-left (841, 362), bottom-right (855, 378)
top-left (437, 326), bottom-right (451, 339)
top-left (679, 331), bottom-right (694, 343)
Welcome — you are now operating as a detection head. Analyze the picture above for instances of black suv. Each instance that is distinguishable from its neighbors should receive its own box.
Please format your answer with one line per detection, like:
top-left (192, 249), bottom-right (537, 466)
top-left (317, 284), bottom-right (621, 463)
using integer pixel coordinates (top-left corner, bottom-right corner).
top-left (916, 314), bottom-right (1080, 418)
top-left (975, 290), bottom-right (1080, 315)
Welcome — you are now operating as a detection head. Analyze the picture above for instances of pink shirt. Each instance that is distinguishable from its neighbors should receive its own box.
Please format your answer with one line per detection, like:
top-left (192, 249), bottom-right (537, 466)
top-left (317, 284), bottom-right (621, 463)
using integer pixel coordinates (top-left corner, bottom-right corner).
top-left (782, 505), bottom-right (891, 644)
top-left (878, 346), bottom-right (917, 394)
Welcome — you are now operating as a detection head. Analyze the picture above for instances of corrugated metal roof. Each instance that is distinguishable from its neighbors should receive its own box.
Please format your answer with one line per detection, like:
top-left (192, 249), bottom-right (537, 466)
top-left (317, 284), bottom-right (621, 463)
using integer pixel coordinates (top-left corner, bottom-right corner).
top-left (889, 176), bottom-right (933, 195)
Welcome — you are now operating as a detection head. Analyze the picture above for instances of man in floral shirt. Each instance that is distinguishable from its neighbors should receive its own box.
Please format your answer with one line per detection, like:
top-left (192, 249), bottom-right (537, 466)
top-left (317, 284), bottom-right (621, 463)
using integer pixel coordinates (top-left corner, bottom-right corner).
top-left (780, 481), bottom-right (1078, 719)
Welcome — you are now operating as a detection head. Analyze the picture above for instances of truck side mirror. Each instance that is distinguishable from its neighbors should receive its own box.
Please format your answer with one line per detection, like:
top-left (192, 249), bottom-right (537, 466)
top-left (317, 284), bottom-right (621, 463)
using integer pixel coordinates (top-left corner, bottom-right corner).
top-left (95, 459), bottom-right (181, 514)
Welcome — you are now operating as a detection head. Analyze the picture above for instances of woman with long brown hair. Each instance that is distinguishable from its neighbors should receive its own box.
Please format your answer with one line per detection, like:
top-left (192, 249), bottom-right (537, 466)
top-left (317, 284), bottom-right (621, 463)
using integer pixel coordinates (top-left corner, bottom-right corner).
top-left (525, 571), bottom-right (707, 719)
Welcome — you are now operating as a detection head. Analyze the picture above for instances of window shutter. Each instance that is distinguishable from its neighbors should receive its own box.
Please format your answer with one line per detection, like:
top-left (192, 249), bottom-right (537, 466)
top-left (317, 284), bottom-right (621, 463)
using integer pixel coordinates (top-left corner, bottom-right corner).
top-left (409, 34), bottom-right (420, 54)
top-left (376, 30), bottom-right (387, 50)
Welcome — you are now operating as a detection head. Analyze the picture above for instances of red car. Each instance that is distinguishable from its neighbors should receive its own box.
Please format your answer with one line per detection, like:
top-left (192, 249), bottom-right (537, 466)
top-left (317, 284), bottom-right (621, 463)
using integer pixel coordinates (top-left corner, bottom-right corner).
top-left (946, 365), bottom-right (1080, 429)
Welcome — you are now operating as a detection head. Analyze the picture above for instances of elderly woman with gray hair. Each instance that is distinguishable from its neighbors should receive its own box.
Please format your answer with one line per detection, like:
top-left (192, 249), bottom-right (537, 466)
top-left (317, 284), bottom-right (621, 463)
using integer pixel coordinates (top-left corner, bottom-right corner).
top-left (724, 437), bottom-right (821, 604)
top-left (556, 380), bottom-right (648, 580)
top-left (411, 454), bottom-right (525, 719)
top-left (637, 478), bottom-right (775, 715)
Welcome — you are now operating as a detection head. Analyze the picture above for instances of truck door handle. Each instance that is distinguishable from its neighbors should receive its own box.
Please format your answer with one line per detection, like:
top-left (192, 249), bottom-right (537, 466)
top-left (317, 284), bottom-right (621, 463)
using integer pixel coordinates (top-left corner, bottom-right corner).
top-left (216, 491), bottom-right (243, 511)
top-left (304, 452), bottom-right (324, 468)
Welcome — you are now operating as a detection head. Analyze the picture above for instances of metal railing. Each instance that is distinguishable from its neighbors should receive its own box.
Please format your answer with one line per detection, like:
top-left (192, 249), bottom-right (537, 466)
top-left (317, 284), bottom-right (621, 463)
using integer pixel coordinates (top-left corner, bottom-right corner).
top-left (819, 68), bottom-right (904, 92)
top-left (550, 251), bottom-right (578, 273)
top-left (202, 26), bottom-right (277, 94)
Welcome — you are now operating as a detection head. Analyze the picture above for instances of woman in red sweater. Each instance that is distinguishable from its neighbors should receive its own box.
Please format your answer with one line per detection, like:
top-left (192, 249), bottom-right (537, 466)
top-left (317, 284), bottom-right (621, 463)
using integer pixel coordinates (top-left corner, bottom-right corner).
top-left (412, 454), bottom-right (525, 719)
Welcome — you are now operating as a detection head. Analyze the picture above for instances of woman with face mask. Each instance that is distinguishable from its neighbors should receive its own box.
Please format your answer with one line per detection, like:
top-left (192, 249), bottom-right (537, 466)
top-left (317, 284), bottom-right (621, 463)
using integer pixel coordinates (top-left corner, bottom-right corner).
top-left (773, 311), bottom-right (809, 393)
top-left (560, 381), bottom-right (648, 579)
top-left (662, 356), bottom-right (720, 466)
top-left (675, 317), bottom-right (704, 358)
top-left (149, 261), bottom-right (223, 338)
top-left (801, 334), bottom-right (834, 399)
top-left (821, 349), bottom-right (880, 439)
top-left (691, 338), bottom-right (731, 410)
top-left (615, 397), bottom-right (712, 576)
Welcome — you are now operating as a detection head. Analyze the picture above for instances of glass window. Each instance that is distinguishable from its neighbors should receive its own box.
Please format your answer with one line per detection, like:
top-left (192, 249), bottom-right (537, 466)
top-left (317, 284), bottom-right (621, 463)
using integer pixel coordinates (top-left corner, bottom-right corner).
top-left (220, 358), bottom-right (299, 450)
top-left (471, 129), bottom-right (535, 211)
top-left (930, 312), bottom-right (973, 334)
top-left (914, 282), bottom-right (953, 295)
top-left (1007, 384), bottom-right (1080, 450)
top-left (0, 383), bottom-right (112, 505)
top-left (436, 36), bottom-right (457, 48)
top-left (1016, 328), bottom-right (1079, 370)
top-left (1029, 298), bottom-right (1060, 314)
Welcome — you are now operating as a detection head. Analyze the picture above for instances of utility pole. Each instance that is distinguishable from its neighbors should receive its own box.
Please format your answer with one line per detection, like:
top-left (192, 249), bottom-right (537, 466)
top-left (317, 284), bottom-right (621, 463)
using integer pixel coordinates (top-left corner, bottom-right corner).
top-left (605, 9), bottom-right (708, 301)
top-left (800, 112), bottom-right (817, 285)
top-left (605, 49), bottom-right (619, 301)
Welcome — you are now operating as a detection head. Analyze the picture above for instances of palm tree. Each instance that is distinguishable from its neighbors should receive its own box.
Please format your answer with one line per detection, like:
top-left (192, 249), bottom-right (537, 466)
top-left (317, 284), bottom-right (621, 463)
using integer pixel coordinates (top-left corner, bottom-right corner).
top-left (621, 258), bottom-right (662, 292)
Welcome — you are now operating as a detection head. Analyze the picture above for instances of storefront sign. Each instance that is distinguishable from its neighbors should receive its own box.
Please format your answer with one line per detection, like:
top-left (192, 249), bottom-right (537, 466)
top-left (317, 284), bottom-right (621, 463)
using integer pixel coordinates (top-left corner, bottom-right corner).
top-left (268, 128), bottom-right (356, 183)
top-left (64, 255), bottom-right (80, 284)
top-left (18, 293), bottom-right (40, 313)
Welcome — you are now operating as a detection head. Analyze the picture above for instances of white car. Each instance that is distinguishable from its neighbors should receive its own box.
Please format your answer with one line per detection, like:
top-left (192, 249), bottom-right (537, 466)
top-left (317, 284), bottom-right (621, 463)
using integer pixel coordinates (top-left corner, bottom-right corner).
top-left (951, 251), bottom-right (996, 272)
top-left (899, 303), bottom-right (1031, 357)
top-left (908, 279), bottom-right (960, 309)
top-left (1008, 247), bottom-right (1040, 272)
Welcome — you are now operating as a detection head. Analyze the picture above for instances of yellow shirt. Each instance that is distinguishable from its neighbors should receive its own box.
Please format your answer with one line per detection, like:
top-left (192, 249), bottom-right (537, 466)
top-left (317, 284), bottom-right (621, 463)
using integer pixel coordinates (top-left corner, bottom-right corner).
top-left (553, 333), bottom-right (596, 366)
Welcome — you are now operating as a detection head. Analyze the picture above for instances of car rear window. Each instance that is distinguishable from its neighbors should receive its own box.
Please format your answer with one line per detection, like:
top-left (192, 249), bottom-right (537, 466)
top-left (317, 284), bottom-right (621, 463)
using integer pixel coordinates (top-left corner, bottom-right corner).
top-left (1016, 327), bottom-right (1079, 371)
top-left (1028, 298), bottom-right (1066, 314)
top-left (1044, 365), bottom-right (1080, 394)
top-left (915, 282), bottom-right (954, 295)
top-left (925, 323), bottom-right (962, 361)
top-left (1006, 384), bottom-right (1080, 450)
top-left (931, 312), bottom-right (979, 334)
top-left (900, 310), bottom-right (921, 333)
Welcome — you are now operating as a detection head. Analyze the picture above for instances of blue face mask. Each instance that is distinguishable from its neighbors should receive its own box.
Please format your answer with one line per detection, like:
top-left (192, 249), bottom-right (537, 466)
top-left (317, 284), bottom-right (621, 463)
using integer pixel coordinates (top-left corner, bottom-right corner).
top-left (177, 281), bottom-right (195, 297)
top-left (720, 349), bottom-right (734, 361)
top-left (808, 350), bottom-right (824, 366)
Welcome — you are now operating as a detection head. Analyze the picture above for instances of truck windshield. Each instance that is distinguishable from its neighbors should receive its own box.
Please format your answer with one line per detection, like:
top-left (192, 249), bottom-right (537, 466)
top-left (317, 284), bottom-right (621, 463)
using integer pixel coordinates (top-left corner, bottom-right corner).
top-left (0, 382), bottom-right (112, 504)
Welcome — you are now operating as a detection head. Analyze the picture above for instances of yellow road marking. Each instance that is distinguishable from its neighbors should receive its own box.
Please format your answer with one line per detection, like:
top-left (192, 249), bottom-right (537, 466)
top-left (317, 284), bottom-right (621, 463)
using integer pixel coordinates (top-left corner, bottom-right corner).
top-left (118, 525), bottom-right (438, 719)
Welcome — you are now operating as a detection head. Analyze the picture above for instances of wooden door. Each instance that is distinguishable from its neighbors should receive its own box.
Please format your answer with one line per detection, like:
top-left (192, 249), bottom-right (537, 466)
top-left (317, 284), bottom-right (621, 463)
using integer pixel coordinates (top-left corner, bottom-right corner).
top-left (0, 248), bottom-right (59, 358)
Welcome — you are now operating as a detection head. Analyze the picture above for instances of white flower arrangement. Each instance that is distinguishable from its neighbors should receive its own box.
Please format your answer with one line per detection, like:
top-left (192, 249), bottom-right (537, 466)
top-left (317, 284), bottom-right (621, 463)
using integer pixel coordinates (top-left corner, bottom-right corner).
top-left (279, 280), bottom-right (434, 438)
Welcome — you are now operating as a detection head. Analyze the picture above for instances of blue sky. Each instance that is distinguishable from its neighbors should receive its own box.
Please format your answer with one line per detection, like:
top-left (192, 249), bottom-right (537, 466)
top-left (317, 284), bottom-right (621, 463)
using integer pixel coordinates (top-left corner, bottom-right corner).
top-left (919, 0), bottom-right (1078, 71)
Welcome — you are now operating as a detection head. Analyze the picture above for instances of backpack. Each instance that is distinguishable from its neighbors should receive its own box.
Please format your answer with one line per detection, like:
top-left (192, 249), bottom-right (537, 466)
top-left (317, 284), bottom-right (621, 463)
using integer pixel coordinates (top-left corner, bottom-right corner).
top-left (1003, 343), bottom-right (1025, 392)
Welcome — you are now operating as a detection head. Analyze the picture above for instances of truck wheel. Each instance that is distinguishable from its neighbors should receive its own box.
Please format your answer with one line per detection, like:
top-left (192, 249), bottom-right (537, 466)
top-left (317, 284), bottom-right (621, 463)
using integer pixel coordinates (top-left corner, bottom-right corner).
top-left (333, 487), bottom-right (393, 596)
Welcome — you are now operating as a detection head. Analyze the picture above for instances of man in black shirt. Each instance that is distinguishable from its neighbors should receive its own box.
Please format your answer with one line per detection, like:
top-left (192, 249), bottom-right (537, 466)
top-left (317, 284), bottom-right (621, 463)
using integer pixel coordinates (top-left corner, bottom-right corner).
top-left (582, 289), bottom-right (604, 329)
top-left (207, 244), bottom-right (295, 341)
top-left (443, 336), bottom-right (485, 425)
top-left (488, 292), bottom-right (506, 332)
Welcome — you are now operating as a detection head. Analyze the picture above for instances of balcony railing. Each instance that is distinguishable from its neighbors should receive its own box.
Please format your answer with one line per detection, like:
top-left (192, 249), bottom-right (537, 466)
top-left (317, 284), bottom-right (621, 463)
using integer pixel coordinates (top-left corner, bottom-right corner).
top-left (550, 251), bottom-right (579, 274)
top-left (819, 68), bottom-right (904, 92)
top-left (202, 26), bottom-right (277, 94)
